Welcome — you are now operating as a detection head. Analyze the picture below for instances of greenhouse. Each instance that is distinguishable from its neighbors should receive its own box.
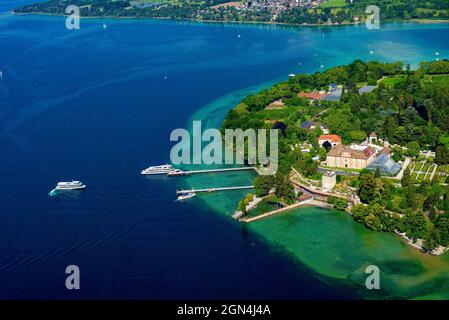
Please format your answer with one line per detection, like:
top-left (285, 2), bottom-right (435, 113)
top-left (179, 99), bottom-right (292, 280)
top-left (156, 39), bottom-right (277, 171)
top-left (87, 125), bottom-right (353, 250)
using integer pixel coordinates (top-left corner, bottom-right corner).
top-left (367, 154), bottom-right (402, 176)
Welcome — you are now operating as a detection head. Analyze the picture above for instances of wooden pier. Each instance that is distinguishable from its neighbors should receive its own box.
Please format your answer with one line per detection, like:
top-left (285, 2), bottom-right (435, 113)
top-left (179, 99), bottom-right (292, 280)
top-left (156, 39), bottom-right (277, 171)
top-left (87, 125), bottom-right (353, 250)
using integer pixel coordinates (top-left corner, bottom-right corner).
top-left (168, 167), bottom-right (260, 176)
top-left (176, 185), bottom-right (254, 195)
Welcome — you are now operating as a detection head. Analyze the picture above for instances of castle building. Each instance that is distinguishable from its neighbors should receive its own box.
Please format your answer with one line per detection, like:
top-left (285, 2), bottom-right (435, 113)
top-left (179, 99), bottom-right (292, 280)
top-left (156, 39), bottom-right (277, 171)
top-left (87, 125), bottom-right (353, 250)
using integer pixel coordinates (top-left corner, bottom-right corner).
top-left (326, 144), bottom-right (376, 169)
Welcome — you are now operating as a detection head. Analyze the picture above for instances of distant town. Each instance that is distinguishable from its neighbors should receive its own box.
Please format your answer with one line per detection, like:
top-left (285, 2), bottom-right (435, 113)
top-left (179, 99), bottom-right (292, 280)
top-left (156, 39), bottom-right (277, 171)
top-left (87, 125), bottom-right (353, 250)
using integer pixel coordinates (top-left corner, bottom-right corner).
top-left (14, 0), bottom-right (449, 25)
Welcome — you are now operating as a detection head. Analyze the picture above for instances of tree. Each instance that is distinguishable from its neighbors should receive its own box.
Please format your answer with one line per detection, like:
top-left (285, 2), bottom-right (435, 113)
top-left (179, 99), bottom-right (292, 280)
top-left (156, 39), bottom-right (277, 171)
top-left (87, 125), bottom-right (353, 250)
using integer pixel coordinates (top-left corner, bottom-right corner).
top-left (405, 186), bottom-right (417, 210)
top-left (254, 175), bottom-right (274, 197)
top-left (358, 172), bottom-right (377, 203)
top-left (237, 194), bottom-right (254, 215)
top-left (364, 213), bottom-right (382, 231)
top-left (423, 224), bottom-right (440, 252)
top-left (435, 145), bottom-right (449, 165)
top-left (391, 146), bottom-right (404, 162)
top-left (403, 209), bottom-right (427, 242)
top-left (405, 141), bottom-right (420, 157)
top-left (352, 204), bottom-right (369, 223)
top-left (380, 213), bottom-right (396, 232)
top-left (357, 171), bottom-right (391, 204)
top-left (444, 190), bottom-right (449, 213)
top-left (385, 116), bottom-right (398, 143)
top-left (375, 167), bottom-right (381, 178)
top-left (318, 147), bottom-right (328, 161)
top-left (348, 130), bottom-right (367, 143)
top-left (274, 174), bottom-right (296, 204)
top-left (327, 196), bottom-right (348, 210)
top-left (435, 214), bottom-right (449, 246)
top-left (401, 167), bottom-right (411, 188)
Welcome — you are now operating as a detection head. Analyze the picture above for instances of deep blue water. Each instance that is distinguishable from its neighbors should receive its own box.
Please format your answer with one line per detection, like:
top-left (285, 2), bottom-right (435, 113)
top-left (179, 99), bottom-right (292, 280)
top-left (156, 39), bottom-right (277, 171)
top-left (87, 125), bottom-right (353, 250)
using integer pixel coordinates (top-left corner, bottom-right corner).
top-left (0, 2), bottom-right (448, 299)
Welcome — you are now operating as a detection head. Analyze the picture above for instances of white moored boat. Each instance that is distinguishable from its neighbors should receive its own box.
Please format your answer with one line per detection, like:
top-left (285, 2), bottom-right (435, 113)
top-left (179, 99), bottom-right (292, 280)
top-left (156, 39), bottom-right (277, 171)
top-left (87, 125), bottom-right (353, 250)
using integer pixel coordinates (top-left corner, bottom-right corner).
top-left (141, 164), bottom-right (172, 175)
top-left (176, 192), bottom-right (196, 201)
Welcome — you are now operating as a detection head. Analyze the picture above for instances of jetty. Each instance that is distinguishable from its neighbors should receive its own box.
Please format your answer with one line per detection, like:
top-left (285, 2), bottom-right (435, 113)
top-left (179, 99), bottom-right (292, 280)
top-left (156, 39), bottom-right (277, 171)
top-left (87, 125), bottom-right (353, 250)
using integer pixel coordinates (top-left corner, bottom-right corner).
top-left (239, 197), bottom-right (332, 223)
top-left (176, 185), bottom-right (254, 195)
top-left (168, 166), bottom-right (259, 176)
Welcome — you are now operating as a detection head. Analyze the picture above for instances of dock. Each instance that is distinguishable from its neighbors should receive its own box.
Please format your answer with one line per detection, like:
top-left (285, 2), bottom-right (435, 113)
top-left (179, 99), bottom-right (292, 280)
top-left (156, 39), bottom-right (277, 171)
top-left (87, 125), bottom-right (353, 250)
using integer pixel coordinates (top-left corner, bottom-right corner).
top-left (176, 185), bottom-right (254, 195)
top-left (239, 198), bottom-right (332, 223)
top-left (168, 167), bottom-right (258, 176)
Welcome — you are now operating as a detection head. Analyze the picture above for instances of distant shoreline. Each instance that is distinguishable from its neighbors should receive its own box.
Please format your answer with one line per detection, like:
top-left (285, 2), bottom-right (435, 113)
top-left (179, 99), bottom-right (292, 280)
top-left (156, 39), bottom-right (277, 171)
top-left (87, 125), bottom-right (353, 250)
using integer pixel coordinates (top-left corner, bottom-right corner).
top-left (12, 11), bottom-right (449, 28)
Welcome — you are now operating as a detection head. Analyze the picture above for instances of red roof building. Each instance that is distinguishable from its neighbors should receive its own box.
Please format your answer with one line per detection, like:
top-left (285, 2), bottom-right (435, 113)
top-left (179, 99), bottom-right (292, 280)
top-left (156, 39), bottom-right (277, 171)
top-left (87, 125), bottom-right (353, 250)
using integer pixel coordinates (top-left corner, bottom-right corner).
top-left (318, 134), bottom-right (342, 146)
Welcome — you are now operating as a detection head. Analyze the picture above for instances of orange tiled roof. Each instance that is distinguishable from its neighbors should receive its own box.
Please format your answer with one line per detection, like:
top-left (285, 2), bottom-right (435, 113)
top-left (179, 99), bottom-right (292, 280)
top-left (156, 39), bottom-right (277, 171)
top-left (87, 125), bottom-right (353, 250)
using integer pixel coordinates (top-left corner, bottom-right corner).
top-left (319, 134), bottom-right (342, 143)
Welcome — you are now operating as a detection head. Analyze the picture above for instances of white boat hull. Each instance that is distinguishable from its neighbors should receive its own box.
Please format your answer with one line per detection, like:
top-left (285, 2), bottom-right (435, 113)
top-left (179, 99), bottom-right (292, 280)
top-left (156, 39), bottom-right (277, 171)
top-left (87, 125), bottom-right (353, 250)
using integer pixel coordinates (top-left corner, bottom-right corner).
top-left (176, 194), bottom-right (196, 201)
top-left (55, 185), bottom-right (86, 191)
top-left (141, 171), bottom-right (170, 175)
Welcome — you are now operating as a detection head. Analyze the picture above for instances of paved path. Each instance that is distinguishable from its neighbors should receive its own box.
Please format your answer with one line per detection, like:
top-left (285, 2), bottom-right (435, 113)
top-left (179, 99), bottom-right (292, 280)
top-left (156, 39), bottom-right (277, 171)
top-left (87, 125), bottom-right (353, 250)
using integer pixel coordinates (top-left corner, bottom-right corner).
top-left (240, 198), bottom-right (332, 223)
top-left (429, 164), bottom-right (438, 181)
top-left (394, 157), bottom-right (411, 180)
top-left (177, 185), bottom-right (254, 194)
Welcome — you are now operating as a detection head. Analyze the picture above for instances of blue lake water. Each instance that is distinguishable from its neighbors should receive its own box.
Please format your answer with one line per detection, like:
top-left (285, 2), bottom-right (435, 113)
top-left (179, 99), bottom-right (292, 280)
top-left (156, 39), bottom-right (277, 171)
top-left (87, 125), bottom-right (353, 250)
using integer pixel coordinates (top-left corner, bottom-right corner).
top-left (0, 3), bottom-right (448, 298)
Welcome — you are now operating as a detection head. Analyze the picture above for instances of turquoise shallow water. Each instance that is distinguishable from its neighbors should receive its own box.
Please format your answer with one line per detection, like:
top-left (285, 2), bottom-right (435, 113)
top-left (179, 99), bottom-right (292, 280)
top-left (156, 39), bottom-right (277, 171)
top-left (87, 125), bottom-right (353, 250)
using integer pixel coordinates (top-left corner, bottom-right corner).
top-left (1, 3), bottom-right (449, 298)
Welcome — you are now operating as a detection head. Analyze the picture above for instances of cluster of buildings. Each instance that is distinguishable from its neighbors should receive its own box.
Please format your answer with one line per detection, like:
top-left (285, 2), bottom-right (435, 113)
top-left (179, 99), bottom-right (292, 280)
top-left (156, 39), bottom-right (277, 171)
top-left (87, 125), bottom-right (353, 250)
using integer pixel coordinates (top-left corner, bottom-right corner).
top-left (295, 82), bottom-right (402, 176)
top-left (319, 133), bottom-right (402, 176)
top-left (235, 0), bottom-right (325, 17)
top-left (300, 120), bottom-right (329, 134)
top-left (297, 84), bottom-right (377, 104)
top-left (295, 82), bottom-right (402, 178)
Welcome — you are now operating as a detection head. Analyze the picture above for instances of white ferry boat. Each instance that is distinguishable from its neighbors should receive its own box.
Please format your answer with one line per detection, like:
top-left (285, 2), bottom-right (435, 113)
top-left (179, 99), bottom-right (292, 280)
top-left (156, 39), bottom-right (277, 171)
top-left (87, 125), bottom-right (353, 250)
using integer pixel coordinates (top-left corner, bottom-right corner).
top-left (176, 192), bottom-right (196, 201)
top-left (54, 181), bottom-right (86, 190)
top-left (141, 164), bottom-right (172, 175)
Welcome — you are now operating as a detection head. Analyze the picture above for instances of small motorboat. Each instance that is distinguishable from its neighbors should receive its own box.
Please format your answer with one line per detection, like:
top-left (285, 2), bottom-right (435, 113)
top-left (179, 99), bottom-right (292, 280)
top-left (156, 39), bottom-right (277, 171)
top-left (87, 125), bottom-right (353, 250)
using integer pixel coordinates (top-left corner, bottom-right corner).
top-left (176, 192), bottom-right (196, 201)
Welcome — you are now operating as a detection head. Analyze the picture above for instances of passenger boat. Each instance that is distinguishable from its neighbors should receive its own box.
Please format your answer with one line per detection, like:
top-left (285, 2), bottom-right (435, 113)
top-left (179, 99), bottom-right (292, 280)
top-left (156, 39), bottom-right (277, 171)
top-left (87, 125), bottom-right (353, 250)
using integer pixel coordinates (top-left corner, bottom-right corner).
top-left (141, 164), bottom-right (172, 175)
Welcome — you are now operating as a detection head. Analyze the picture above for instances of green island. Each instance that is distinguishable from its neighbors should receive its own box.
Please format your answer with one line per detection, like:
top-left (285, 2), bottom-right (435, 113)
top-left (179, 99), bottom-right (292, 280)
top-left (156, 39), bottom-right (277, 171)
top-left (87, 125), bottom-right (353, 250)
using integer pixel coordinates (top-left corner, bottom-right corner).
top-left (223, 59), bottom-right (449, 256)
top-left (14, 0), bottom-right (449, 25)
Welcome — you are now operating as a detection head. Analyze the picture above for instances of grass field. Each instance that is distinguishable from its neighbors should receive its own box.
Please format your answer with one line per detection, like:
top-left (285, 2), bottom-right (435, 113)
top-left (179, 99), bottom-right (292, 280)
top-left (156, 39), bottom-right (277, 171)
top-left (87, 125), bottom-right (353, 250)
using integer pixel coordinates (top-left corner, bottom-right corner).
top-left (255, 108), bottom-right (291, 120)
top-left (320, 0), bottom-right (347, 8)
top-left (381, 76), bottom-right (406, 87)
top-left (429, 74), bottom-right (449, 85)
top-left (382, 74), bottom-right (449, 88)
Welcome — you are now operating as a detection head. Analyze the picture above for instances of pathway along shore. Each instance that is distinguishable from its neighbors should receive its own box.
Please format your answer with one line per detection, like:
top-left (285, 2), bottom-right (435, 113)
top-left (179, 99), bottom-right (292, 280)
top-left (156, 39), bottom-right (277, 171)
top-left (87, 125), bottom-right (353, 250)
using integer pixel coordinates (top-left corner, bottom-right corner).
top-left (240, 198), bottom-right (332, 223)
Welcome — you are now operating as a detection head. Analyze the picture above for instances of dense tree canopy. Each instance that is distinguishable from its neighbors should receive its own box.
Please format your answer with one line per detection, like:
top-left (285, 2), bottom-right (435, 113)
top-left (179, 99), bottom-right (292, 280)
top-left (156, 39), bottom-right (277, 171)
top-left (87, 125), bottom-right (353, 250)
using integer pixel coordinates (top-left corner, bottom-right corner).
top-left (224, 59), bottom-right (449, 250)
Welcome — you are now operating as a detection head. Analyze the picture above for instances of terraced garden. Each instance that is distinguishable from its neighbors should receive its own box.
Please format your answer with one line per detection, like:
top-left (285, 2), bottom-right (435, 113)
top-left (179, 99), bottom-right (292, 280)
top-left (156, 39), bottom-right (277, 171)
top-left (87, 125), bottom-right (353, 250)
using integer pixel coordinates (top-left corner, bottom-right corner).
top-left (408, 158), bottom-right (448, 184)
